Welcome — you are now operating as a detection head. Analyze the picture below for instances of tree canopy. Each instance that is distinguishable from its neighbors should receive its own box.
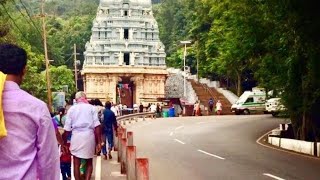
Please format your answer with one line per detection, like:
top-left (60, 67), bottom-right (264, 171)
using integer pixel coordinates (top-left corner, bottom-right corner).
top-left (155, 0), bottom-right (320, 141)
top-left (0, 0), bottom-right (98, 103)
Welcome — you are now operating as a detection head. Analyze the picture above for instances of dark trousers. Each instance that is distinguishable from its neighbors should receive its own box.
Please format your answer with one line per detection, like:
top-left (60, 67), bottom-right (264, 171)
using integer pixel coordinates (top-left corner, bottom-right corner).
top-left (60, 162), bottom-right (71, 180)
top-left (209, 105), bottom-right (214, 112)
top-left (102, 131), bottom-right (114, 155)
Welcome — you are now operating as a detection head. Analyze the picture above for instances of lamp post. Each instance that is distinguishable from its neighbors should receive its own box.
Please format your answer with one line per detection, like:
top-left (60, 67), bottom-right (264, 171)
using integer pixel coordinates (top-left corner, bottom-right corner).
top-left (180, 40), bottom-right (191, 98)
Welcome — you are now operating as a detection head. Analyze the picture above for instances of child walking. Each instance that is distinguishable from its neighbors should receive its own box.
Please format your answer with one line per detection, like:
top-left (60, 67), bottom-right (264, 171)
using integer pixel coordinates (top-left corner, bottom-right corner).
top-left (60, 135), bottom-right (72, 180)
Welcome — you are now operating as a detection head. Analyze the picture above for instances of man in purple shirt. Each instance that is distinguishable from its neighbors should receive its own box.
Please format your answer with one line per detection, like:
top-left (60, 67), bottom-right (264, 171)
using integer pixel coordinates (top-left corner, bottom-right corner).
top-left (0, 44), bottom-right (60, 179)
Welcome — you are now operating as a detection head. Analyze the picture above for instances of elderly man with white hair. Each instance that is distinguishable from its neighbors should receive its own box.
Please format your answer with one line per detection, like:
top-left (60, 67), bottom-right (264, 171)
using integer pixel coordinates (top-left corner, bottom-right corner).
top-left (64, 91), bottom-right (102, 180)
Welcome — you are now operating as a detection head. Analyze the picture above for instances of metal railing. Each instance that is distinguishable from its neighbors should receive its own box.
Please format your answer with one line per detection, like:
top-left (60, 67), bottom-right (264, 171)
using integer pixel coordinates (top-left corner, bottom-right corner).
top-left (117, 112), bottom-right (156, 124)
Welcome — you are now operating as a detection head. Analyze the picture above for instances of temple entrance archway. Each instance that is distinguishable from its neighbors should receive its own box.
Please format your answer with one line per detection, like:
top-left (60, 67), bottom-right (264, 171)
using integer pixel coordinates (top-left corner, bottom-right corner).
top-left (116, 76), bottom-right (135, 108)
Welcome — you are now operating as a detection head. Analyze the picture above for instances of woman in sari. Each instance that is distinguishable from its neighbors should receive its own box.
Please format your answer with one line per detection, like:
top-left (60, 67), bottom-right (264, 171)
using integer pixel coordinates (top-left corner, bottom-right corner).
top-left (64, 92), bottom-right (102, 180)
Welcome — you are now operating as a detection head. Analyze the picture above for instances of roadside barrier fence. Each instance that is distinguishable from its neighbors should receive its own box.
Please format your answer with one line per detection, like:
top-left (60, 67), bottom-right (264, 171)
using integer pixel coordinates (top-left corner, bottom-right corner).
top-left (115, 112), bottom-right (155, 180)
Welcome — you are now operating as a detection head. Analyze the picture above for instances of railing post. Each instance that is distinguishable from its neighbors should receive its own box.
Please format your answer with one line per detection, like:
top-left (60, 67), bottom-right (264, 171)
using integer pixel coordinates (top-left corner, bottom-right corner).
top-left (122, 128), bottom-right (127, 139)
top-left (118, 131), bottom-right (123, 163)
top-left (114, 130), bottom-right (119, 151)
top-left (121, 138), bottom-right (128, 174)
top-left (126, 146), bottom-right (136, 180)
top-left (136, 158), bottom-right (149, 180)
top-left (127, 131), bottom-right (133, 146)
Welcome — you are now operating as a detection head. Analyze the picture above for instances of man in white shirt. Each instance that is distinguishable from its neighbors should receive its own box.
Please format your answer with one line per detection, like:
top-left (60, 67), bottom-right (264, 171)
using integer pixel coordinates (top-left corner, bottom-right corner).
top-left (150, 104), bottom-right (157, 112)
top-left (150, 104), bottom-right (157, 119)
top-left (133, 103), bottom-right (138, 113)
top-left (111, 104), bottom-right (119, 117)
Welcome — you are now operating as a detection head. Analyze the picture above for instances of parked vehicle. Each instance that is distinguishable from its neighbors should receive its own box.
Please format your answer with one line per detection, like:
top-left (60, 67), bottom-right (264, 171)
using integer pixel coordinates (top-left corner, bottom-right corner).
top-left (265, 98), bottom-right (286, 117)
top-left (231, 88), bottom-right (266, 115)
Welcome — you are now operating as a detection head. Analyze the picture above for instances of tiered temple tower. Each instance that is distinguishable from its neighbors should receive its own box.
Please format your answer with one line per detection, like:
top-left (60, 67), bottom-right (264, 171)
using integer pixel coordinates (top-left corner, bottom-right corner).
top-left (82, 0), bottom-right (167, 107)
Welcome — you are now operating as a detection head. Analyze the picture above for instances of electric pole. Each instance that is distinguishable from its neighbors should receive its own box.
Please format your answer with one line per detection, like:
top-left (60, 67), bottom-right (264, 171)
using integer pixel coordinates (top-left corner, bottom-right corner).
top-left (41, 0), bottom-right (53, 112)
top-left (74, 44), bottom-right (78, 91)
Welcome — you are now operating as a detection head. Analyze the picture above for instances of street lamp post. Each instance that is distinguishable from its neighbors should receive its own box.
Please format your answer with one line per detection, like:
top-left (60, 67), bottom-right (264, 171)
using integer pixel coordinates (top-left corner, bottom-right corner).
top-left (180, 40), bottom-right (191, 98)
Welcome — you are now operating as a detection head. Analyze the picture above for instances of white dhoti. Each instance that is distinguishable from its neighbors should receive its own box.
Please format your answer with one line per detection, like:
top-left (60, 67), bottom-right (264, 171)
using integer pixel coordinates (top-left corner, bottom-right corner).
top-left (70, 130), bottom-right (96, 159)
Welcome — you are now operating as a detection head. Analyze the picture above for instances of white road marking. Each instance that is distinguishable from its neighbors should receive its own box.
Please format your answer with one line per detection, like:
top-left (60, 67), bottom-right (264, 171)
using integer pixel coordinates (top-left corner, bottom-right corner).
top-left (169, 132), bottom-right (173, 136)
top-left (263, 173), bottom-right (286, 180)
top-left (95, 156), bottom-right (101, 180)
top-left (196, 122), bottom-right (207, 124)
top-left (197, 149), bottom-right (225, 160)
top-left (174, 139), bottom-right (185, 145)
top-left (175, 126), bottom-right (184, 131)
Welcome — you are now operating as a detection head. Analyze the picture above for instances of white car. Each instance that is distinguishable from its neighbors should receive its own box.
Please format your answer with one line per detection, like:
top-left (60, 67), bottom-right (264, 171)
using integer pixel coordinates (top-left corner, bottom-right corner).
top-left (265, 98), bottom-right (286, 116)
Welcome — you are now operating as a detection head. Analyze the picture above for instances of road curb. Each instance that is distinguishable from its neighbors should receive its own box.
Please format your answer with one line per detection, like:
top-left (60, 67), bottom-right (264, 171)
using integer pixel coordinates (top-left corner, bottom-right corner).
top-left (256, 129), bottom-right (320, 160)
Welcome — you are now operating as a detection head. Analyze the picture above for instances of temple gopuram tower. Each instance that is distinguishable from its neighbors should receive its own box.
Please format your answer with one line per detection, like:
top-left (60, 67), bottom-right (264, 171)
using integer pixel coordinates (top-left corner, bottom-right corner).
top-left (82, 0), bottom-right (167, 107)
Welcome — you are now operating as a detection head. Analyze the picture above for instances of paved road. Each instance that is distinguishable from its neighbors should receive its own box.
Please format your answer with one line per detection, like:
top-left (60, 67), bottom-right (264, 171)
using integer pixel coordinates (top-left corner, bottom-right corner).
top-left (124, 115), bottom-right (320, 180)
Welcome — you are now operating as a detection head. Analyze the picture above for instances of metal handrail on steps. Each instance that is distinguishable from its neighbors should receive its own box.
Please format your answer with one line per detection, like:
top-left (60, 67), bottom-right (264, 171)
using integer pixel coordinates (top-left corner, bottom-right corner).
top-left (200, 83), bottom-right (215, 101)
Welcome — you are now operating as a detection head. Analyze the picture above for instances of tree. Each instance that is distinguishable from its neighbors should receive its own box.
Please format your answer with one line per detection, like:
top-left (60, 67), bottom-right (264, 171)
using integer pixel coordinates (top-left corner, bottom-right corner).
top-left (44, 65), bottom-right (76, 100)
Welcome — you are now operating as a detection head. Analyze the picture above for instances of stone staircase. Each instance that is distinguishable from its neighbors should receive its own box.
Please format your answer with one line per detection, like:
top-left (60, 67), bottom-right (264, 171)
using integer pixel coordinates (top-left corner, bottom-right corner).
top-left (189, 79), bottom-right (233, 115)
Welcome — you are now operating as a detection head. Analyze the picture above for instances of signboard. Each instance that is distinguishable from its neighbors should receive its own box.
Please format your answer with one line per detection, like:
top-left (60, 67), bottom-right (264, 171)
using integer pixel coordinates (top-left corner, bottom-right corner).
top-left (52, 92), bottom-right (66, 112)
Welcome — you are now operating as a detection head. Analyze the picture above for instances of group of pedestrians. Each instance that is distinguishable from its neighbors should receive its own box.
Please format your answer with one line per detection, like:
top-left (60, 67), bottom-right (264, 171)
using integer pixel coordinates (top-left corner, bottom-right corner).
top-left (57, 93), bottom-right (118, 180)
top-left (0, 44), bottom-right (119, 180)
top-left (194, 98), bottom-right (223, 116)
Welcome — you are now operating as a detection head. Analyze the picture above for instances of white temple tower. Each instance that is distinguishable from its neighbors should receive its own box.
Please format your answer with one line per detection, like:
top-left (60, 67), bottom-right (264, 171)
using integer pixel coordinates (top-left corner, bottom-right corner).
top-left (82, 0), bottom-right (167, 106)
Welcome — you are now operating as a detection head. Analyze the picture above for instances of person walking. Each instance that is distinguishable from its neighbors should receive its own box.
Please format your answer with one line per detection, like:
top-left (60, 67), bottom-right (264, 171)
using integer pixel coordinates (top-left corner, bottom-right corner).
top-left (53, 107), bottom-right (67, 127)
top-left (194, 101), bottom-right (201, 116)
top-left (216, 100), bottom-right (223, 115)
top-left (139, 103), bottom-right (144, 113)
top-left (208, 98), bottom-right (215, 114)
top-left (102, 101), bottom-right (118, 160)
top-left (0, 44), bottom-right (60, 179)
top-left (60, 139), bottom-right (72, 180)
top-left (64, 91), bottom-right (102, 180)
top-left (156, 103), bottom-right (162, 117)
top-left (111, 103), bottom-right (119, 117)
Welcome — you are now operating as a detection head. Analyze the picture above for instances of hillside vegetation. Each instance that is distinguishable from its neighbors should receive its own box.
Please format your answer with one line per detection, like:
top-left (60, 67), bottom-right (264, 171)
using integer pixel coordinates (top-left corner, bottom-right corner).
top-left (154, 0), bottom-right (320, 141)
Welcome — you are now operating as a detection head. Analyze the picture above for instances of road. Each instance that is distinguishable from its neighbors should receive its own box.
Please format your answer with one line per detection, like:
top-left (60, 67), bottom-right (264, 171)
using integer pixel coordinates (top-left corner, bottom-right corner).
top-left (123, 115), bottom-right (320, 180)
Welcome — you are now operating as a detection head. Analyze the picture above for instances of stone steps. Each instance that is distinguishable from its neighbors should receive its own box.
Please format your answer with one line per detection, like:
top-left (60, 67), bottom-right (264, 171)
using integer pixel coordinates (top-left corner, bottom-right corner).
top-left (189, 79), bottom-right (233, 115)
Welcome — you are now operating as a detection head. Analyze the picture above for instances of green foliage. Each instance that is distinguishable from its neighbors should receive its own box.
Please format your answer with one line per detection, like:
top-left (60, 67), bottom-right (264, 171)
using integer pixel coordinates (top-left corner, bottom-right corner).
top-left (45, 65), bottom-right (75, 97)
top-left (154, 0), bottom-right (320, 140)
top-left (0, 0), bottom-right (97, 103)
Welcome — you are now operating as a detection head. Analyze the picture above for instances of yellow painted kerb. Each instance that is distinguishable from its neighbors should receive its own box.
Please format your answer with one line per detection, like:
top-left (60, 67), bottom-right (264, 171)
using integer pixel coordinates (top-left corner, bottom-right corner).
top-left (0, 71), bottom-right (7, 139)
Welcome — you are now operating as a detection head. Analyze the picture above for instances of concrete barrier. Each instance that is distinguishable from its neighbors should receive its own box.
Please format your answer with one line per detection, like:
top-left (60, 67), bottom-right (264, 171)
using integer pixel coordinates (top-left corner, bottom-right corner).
top-left (121, 138), bottom-right (128, 174)
top-left (268, 136), bottom-right (280, 147)
top-left (114, 130), bottom-right (119, 151)
top-left (136, 158), bottom-right (149, 180)
top-left (127, 132), bottom-right (134, 146)
top-left (115, 113), bottom-right (151, 179)
top-left (280, 138), bottom-right (314, 155)
top-left (126, 146), bottom-right (136, 180)
top-left (118, 131), bottom-right (123, 163)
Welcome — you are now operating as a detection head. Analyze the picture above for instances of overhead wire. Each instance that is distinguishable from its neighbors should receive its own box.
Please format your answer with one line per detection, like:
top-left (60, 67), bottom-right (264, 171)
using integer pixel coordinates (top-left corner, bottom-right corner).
top-left (17, 0), bottom-right (43, 38)
top-left (0, 3), bottom-right (31, 43)
top-left (10, 0), bottom-right (68, 65)
top-left (13, 0), bottom-right (43, 49)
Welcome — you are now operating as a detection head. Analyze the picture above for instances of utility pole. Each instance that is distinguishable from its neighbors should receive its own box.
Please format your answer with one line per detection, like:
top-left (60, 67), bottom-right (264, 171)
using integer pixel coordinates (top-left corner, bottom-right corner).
top-left (41, 0), bottom-right (52, 112)
top-left (180, 40), bottom-right (191, 98)
top-left (74, 44), bottom-right (78, 91)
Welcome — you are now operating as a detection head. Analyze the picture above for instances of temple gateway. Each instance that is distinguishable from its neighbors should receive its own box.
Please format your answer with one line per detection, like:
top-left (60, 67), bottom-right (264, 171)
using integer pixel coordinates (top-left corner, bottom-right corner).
top-left (82, 0), bottom-right (167, 107)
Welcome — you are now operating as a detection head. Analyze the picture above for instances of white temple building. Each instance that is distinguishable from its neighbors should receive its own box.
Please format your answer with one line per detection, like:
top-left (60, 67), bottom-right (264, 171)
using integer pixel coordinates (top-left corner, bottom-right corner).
top-left (82, 0), bottom-right (167, 107)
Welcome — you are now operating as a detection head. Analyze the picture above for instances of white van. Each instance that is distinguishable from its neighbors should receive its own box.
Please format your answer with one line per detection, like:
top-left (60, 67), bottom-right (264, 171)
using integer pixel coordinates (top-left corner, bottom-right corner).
top-left (265, 98), bottom-right (286, 117)
top-left (231, 88), bottom-right (266, 115)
